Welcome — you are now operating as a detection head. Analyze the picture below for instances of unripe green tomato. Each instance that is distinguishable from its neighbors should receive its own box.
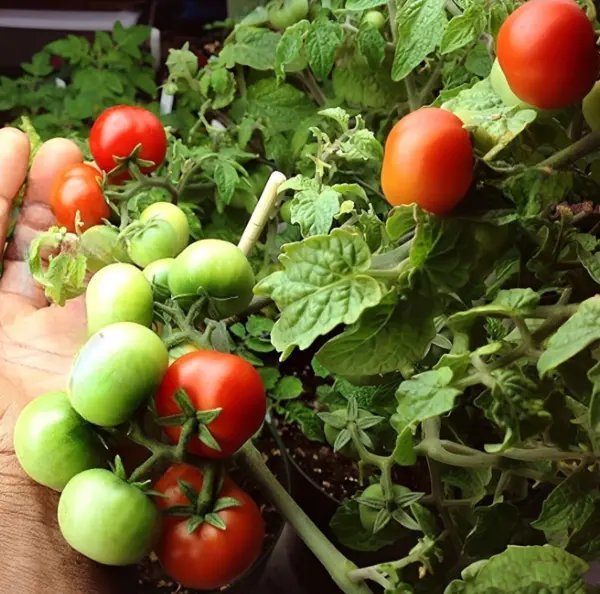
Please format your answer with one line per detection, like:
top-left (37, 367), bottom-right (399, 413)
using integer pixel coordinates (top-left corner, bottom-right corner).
top-left (359, 483), bottom-right (411, 534)
top-left (58, 469), bottom-right (160, 565)
top-left (489, 58), bottom-right (534, 110)
top-left (280, 200), bottom-right (293, 224)
top-left (168, 341), bottom-right (199, 364)
top-left (143, 258), bottom-right (175, 302)
top-left (14, 391), bottom-right (105, 491)
top-left (140, 202), bottom-right (190, 255)
top-left (80, 225), bottom-right (130, 273)
top-left (126, 219), bottom-right (179, 268)
top-left (363, 10), bottom-right (385, 30)
top-left (86, 263), bottom-right (154, 336)
top-left (583, 81), bottom-right (600, 132)
top-left (168, 239), bottom-right (255, 318)
top-left (268, 0), bottom-right (309, 29)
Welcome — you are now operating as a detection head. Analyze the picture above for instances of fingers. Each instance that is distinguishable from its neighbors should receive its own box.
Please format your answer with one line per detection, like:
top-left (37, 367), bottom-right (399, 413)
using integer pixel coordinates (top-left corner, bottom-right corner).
top-left (0, 139), bottom-right (83, 306)
top-left (0, 128), bottom-right (30, 250)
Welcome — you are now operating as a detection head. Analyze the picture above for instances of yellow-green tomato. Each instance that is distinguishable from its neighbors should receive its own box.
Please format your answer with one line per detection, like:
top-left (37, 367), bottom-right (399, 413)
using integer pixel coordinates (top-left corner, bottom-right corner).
top-left (583, 81), bottom-right (600, 132)
top-left (80, 226), bottom-right (131, 273)
top-left (68, 322), bottom-right (168, 427)
top-left (168, 239), bottom-right (255, 318)
top-left (86, 263), bottom-right (154, 336)
top-left (140, 202), bottom-right (190, 255)
top-left (363, 10), bottom-right (385, 30)
top-left (489, 58), bottom-right (533, 110)
top-left (143, 257), bottom-right (175, 302)
top-left (126, 219), bottom-right (179, 268)
top-left (13, 392), bottom-right (105, 491)
top-left (168, 341), bottom-right (199, 364)
top-left (58, 469), bottom-right (160, 565)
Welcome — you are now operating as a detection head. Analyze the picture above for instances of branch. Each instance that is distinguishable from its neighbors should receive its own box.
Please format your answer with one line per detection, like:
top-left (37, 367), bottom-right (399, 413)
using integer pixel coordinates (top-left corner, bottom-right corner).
top-left (538, 131), bottom-right (600, 169)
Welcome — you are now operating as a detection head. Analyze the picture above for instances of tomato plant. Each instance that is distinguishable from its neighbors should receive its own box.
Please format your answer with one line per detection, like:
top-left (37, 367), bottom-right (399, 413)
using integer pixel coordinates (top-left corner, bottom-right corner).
top-left (80, 225), bottom-right (131, 273)
top-left (154, 464), bottom-right (265, 590)
top-left (168, 239), bottom-right (255, 317)
top-left (89, 105), bottom-right (167, 175)
top-left (155, 351), bottom-right (266, 458)
top-left (497, 0), bottom-right (599, 109)
top-left (86, 263), bottom-right (154, 335)
top-left (50, 162), bottom-right (109, 232)
top-left (381, 107), bottom-right (473, 214)
top-left (58, 468), bottom-right (160, 565)
top-left (14, 391), bottom-right (105, 491)
top-left (69, 322), bottom-right (169, 427)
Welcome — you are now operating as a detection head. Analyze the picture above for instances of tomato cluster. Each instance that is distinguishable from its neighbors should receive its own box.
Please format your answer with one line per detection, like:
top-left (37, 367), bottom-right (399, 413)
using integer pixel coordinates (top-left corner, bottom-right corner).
top-left (16, 106), bottom-right (268, 590)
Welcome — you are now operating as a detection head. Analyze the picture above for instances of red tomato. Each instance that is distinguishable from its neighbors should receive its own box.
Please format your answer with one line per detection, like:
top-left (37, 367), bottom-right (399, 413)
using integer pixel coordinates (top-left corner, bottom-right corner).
top-left (154, 464), bottom-right (265, 590)
top-left (89, 106), bottom-right (167, 176)
top-left (380, 108), bottom-right (473, 215)
top-left (50, 163), bottom-right (109, 232)
top-left (497, 0), bottom-right (598, 110)
top-left (155, 351), bottom-right (266, 458)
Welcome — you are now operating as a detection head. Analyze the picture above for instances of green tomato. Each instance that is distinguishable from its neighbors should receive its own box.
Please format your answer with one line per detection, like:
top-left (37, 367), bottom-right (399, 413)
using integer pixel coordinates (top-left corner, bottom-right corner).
top-left (80, 226), bottom-right (130, 273)
top-left (140, 202), bottom-right (190, 255)
top-left (86, 263), bottom-right (154, 336)
top-left (143, 257), bottom-right (175, 302)
top-left (268, 0), bottom-right (309, 29)
top-left (13, 392), bottom-right (105, 491)
top-left (58, 469), bottom-right (160, 566)
top-left (168, 341), bottom-right (199, 364)
top-left (363, 10), bottom-right (385, 30)
top-left (280, 200), bottom-right (293, 224)
top-left (358, 483), bottom-right (411, 534)
top-left (583, 81), bottom-right (600, 132)
top-left (126, 219), bottom-right (179, 268)
top-left (68, 322), bottom-right (168, 427)
top-left (489, 58), bottom-right (533, 110)
top-left (168, 239), bottom-right (255, 318)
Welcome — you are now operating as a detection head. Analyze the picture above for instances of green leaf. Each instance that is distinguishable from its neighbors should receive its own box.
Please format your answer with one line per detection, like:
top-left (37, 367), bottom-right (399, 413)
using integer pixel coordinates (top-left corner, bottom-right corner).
top-left (255, 230), bottom-right (385, 357)
top-left (444, 545), bottom-right (588, 594)
top-left (273, 376), bottom-right (304, 400)
top-left (257, 367), bottom-right (280, 390)
top-left (391, 0), bottom-right (447, 82)
top-left (538, 297), bottom-right (600, 376)
top-left (532, 471), bottom-right (600, 548)
top-left (28, 228), bottom-right (88, 306)
top-left (214, 161), bottom-right (239, 206)
top-left (442, 467), bottom-right (492, 503)
top-left (306, 18), bottom-right (343, 80)
top-left (205, 512), bottom-right (227, 530)
top-left (442, 78), bottom-right (538, 160)
top-left (246, 315), bottom-right (274, 336)
top-left (441, 4), bottom-right (485, 55)
top-left (239, 78), bottom-right (316, 134)
top-left (346, 0), bottom-right (387, 8)
top-left (284, 401), bottom-right (325, 441)
top-left (464, 503), bottom-right (520, 557)
top-left (448, 288), bottom-right (540, 330)
top-left (392, 368), bottom-right (462, 434)
top-left (22, 52), bottom-right (53, 77)
top-left (198, 425), bottom-right (222, 452)
top-left (275, 20), bottom-right (309, 80)
top-left (330, 498), bottom-right (401, 552)
top-left (221, 26), bottom-right (281, 70)
top-left (291, 187), bottom-right (341, 237)
top-left (386, 205), bottom-right (417, 241)
top-left (316, 298), bottom-right (436, 378)
top-left (213, 496), bottom-right (242, 512)
top-left (393, 427), bottom-right (417, 465)
top-left (357, 24), bottom-right (386, 69)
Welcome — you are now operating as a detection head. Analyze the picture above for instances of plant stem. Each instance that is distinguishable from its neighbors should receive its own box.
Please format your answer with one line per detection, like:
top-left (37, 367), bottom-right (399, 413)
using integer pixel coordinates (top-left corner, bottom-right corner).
top-left (238, 442), bottom-right (373, 594)
top-left (417, 62), bottom-right (443, 107)
top-left (387, 0), bottom-right (398, 43)
top-left (196, 461), bottom-right (219, 516)
top-left (223, 295), bottom-right (273, 325)
top-left (238, 171), bottom-right (286, 257)
top-left (538, 131), bottom-right (600, 169)
top-left (445, 0), bottom-right (462, 16)
top-left (174, 418), bottom-right (197, 460)
top-left (301, 71), bottom-right (327, 107)
top-left (127, 423), bottom-right (180, 483)
top-left (404, 75), bottom-right (419, 111)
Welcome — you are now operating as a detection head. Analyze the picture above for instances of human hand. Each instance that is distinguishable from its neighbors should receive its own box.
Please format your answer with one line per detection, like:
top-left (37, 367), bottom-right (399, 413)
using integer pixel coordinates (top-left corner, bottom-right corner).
top-left (0, 129), bottom-right (123, 593)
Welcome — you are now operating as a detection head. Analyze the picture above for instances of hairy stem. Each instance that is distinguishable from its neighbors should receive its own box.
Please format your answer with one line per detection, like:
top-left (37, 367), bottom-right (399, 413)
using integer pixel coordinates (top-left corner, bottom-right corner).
top-left (538, 131), bottom-right (600, 169)
top-left (238, 442), bottom-right (373, 594)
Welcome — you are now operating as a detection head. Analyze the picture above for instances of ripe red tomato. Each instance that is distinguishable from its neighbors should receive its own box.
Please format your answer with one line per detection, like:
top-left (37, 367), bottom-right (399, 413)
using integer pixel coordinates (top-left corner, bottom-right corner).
top-left (154, 464), bottom-right (265, 590)
top-left (89, 106), bottom-right (167, 176)
top-left (51, 163), bottom-right (109, 232)
top-left (155, 351), bottom-right (266, 458)
top-left (497, 0), bottom-right (599, 110)
top-left (380, 108), bottom-right (473, 215)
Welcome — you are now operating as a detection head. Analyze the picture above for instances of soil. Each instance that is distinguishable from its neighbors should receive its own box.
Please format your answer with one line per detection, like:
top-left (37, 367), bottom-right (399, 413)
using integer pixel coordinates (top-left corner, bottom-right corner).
top-left (130, 432), bottom-right (287, 594)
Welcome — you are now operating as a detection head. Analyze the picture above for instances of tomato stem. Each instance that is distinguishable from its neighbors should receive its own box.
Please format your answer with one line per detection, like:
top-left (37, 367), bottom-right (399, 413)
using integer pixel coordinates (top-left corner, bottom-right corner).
top-left (238, 171), bottom-right (287, 257)
top-left (237, 442), bottom-right (374, 594)
top-left (538, 130), bottom-right (600, 169)
top-left (195, 462), bottom-right (220, 516)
